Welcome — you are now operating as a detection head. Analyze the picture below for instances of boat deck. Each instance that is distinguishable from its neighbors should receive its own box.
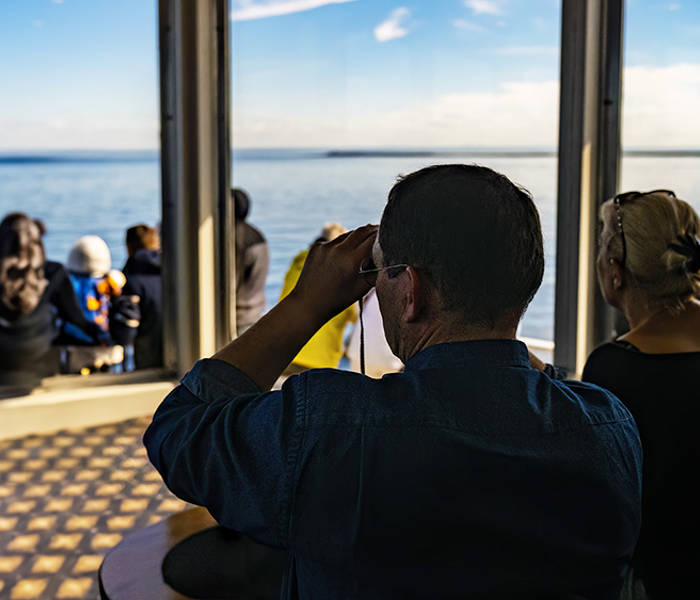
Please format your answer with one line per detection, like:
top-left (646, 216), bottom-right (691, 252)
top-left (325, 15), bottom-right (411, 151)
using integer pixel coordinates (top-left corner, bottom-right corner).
top-left (0, 416), bottom-right (191, 599)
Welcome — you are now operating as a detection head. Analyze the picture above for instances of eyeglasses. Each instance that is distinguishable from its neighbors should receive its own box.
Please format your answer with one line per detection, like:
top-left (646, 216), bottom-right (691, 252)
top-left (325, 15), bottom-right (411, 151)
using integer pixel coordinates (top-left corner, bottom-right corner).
top-left (613, 189), bottom-right (676, 267)
top-left (356, 259), bottom-right (408, 376)
top-left (358, 257), bottom-right (409, 287)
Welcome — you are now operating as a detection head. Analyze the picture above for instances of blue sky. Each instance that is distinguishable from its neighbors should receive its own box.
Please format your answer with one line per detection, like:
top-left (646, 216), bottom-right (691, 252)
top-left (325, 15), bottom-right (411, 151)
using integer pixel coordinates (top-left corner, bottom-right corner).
top-left (1, 0), bottom-right (699, 149)
top-left (0, 0), bottom-right (158, 150)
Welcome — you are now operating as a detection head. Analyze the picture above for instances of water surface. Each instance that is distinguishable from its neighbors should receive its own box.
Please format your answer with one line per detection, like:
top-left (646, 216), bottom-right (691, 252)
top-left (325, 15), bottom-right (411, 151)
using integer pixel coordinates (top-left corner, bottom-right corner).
top-left (2, 150), bottom-right (699, 341)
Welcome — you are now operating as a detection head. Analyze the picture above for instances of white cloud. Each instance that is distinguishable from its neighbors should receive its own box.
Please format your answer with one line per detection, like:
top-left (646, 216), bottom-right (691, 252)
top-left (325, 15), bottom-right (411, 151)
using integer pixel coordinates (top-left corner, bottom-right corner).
top-left (374, 7), bottom-right (410, 43)
top-left (622, 63), bottom-right (700, 148)
top-left (0, 116), bottom-right (158, 151)
top-left (231, 0), bottom-right (356, 22)
top-left (233, 63), bottom-right (700, 149)
top-left (234, 79), bottom-right (560, 148)
top-left (668, 3), bottom-right (682, 11)
top-left (453, 18), bottom-right (484, 32)
top-left (494, 45), bottom-right (558, 56)
top-left (465, 0), bottom-right (504, 16)
top-left (5, 64), bottom-right (700, 151)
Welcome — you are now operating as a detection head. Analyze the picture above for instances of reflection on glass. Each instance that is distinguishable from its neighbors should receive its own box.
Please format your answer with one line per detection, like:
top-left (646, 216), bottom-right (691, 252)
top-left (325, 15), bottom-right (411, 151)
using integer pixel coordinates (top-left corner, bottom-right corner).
top-left (620, 0), bottom-right (700, 216)
top-left (231, 0), bottom-right (561, 345)
top-left (0, 1), bottom-right (161, 384)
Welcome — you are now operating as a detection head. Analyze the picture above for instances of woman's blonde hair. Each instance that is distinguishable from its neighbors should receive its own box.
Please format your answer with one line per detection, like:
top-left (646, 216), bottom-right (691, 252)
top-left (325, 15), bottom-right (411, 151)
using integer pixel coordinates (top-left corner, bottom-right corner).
top-left (600, 191), bottom-right (700, 307)
top-left (319, 223), bottom-right (346, 242)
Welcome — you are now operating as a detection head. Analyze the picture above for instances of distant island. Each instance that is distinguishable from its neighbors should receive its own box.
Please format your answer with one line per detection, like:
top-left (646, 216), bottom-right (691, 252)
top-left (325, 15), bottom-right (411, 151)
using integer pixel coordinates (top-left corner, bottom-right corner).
top-left (326, 149), bottom-right (556, 158)
top-left (326, 149), bottom-right (700, 159)
top-left (0, 150), bottom-right (158, 164)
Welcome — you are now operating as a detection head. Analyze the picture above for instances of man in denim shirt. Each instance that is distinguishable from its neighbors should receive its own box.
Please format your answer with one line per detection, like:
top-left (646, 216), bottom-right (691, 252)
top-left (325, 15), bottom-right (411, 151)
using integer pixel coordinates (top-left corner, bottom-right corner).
top-left (145, 165), bottom-right (642, 599)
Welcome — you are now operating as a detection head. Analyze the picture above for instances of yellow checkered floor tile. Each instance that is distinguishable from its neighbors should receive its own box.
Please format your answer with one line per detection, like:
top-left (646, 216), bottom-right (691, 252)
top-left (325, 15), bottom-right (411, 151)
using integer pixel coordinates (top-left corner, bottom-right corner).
top-left (0, 416), bottom-right (191, 599)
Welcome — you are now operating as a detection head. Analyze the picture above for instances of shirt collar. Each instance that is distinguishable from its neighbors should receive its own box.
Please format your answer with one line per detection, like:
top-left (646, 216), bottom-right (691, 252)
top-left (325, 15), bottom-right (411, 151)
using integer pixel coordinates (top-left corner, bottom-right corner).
top-left (405, 339), bottom-right (531, 371)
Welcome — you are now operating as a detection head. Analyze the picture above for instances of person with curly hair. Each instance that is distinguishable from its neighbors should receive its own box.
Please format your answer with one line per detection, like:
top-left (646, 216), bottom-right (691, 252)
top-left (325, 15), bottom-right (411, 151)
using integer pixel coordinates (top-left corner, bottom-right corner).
top-left (0, 212), bottom-right (100, 391)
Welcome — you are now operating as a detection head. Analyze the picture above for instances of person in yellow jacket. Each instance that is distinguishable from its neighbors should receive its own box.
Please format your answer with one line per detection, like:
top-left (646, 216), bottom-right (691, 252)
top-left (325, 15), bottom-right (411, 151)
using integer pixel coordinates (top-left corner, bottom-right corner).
top-left (279, 223), bottom-right (357, 372)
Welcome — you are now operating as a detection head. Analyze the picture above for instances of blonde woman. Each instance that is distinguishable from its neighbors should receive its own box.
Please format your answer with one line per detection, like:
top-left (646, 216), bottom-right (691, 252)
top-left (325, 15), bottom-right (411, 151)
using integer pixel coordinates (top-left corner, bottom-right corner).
top-left (582, 190), bottom-right (700, 600)
top-left (279, 223), bottom-right (357, 373)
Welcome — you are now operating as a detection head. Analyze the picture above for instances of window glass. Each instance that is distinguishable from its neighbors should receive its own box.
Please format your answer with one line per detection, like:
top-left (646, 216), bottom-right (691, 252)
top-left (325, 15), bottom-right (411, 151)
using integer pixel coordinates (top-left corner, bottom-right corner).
top-left (231, 0), bottom-right (561, 350)
top-left (0, 1), bottom-right (160, 383)
top-left (620, 1), bottom-right (700, 216)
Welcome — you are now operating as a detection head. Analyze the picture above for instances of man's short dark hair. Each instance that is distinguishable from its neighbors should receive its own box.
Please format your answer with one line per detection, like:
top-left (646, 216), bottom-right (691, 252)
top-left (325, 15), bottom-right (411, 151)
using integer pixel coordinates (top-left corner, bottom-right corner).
top-left (232, 188), bottom-right (250, 221)
top-left (378, 164), bottom-right (544, 328)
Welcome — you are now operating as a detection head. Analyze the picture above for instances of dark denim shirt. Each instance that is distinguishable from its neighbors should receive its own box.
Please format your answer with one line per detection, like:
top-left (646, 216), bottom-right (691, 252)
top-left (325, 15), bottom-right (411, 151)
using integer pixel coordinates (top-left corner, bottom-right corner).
top-left (144, 340), bottom-right (642, 600)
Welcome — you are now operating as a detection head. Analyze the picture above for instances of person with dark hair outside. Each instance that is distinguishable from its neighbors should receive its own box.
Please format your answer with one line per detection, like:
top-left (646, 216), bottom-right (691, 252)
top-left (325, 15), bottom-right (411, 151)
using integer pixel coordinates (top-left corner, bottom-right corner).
top-left (0, 213), bottom-right (101, 390)
top-left (126, 224), bottom-right (160, 258)
top-left (122, 224), bottom-right (163, 369)
top-left (145, 165), bottom-right (642, 599)
top-left (580, 190), bottom-right (700, 600)
top-left (233, 188), bottom-right (269, 335)
top-left (279, 223), bottom-right (357, 373)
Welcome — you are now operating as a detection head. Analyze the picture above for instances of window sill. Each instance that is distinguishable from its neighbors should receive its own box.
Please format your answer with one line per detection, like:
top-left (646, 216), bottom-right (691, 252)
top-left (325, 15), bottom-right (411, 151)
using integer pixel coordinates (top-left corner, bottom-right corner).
top-left (0, 370), bottom-right (177, 440)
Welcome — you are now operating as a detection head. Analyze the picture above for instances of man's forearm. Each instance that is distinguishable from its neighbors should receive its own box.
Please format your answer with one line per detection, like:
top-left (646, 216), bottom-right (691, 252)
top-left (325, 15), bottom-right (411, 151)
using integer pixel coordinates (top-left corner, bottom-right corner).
top-left (213, 292), bottom-right (326, 391)
top-left (214, 225), bottom-right (376, 389)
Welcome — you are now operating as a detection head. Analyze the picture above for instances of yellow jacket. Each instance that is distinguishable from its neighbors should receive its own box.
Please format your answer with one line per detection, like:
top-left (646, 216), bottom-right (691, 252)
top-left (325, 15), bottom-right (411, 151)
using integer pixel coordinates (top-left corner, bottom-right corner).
top-left (279, 249), bottom-right (357, 369)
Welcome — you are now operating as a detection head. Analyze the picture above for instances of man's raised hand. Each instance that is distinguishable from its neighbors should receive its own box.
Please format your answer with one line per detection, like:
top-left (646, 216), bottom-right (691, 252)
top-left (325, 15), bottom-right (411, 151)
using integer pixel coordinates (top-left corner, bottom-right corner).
top-left (290, 224), bottom-right (378, 325)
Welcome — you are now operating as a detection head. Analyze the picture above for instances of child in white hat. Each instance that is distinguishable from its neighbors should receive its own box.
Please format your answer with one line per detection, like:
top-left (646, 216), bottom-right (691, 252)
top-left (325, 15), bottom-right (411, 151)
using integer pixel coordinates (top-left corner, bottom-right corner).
top-left (64, 235), bottom-right (126, 344)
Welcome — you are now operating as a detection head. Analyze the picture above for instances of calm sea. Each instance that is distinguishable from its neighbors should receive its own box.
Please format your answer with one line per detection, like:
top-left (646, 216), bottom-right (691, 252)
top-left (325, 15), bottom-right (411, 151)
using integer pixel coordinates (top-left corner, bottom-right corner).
top-left (1, 149), bottom-right (699, 342)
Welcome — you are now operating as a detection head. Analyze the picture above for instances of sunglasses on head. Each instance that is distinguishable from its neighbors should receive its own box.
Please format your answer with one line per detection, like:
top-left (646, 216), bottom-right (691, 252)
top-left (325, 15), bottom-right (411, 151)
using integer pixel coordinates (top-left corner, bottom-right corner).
top-left (612, 189), bottom-right (676, 267)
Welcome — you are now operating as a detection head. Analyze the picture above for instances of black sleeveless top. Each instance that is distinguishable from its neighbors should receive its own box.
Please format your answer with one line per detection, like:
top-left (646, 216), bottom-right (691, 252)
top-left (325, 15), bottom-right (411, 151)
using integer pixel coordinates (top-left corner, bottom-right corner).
top-left (582, 341), bottom-right (700, 598)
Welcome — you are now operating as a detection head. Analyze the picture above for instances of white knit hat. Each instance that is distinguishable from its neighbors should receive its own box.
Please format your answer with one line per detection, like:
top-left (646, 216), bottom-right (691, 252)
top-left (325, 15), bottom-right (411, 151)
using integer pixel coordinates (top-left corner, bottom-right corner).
top-left (67, 235), bottom-right (112, 277)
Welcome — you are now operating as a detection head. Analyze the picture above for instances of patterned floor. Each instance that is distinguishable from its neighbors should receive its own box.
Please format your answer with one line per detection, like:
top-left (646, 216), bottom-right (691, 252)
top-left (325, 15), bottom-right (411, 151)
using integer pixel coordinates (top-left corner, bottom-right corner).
top-left (0, 416), bottom-right (190, 599)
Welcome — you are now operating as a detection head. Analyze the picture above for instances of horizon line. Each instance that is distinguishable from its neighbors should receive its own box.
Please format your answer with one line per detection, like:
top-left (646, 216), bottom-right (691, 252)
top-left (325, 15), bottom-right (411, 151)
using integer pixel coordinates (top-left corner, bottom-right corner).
top-left (2, 145), bottom-right (700, 150)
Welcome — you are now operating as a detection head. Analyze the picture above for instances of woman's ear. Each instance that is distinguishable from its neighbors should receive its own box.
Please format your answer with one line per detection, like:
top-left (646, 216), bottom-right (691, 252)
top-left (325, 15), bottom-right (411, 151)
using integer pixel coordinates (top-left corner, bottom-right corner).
top-left (608, 258), bottom-right (625, 290)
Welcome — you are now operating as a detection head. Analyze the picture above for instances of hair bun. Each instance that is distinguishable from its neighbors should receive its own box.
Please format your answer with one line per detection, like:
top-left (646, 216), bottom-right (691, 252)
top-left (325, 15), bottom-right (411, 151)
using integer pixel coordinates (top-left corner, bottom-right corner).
top-left (668, 233), bottom-right (700, 273)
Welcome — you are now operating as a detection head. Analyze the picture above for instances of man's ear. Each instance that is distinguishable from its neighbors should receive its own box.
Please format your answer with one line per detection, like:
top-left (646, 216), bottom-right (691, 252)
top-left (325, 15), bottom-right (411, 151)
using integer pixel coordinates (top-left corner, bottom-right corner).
top-left (402, 266), bottom-right (424, 323)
